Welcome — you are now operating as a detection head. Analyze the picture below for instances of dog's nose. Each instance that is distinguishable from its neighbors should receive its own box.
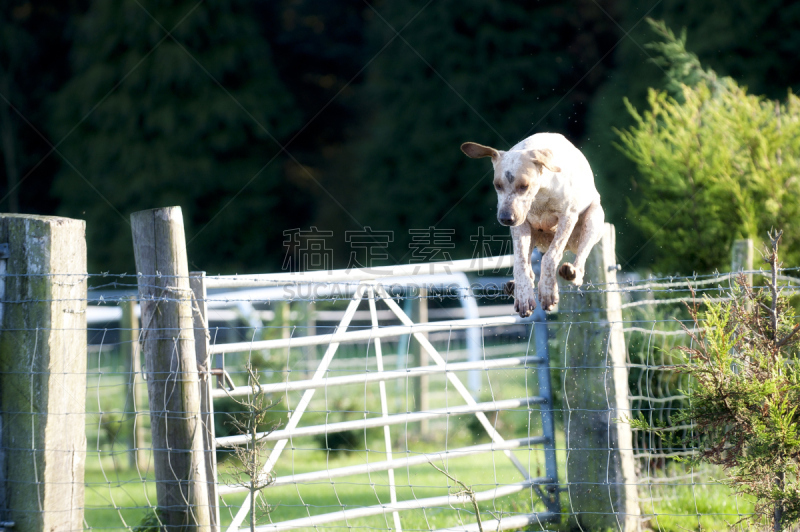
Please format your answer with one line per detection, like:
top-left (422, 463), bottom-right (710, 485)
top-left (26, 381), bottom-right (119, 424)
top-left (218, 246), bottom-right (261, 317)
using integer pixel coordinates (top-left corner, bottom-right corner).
top-left (498, 214), bottom-right (515, 226)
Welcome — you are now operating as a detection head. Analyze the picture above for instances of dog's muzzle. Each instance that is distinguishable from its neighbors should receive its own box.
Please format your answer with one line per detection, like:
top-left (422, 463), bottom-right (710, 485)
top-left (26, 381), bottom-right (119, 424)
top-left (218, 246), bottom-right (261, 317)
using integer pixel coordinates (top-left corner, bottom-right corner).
top-left (498, 211), bottom-right (515, 226)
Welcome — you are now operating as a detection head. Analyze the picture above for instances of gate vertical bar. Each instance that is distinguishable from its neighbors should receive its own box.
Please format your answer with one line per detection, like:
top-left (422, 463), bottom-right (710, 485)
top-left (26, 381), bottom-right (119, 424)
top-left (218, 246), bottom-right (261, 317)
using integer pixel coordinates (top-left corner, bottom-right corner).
top-left (190, 272), bottom-right (220, 531)
top-left (367, 289), bottom-right (402, 531)
top-left (533, 302), bottom-right (559, 514)
top-left (413, 287), bottom-right (429, 435)
top-left (123, 296), bottom-right (147, 470)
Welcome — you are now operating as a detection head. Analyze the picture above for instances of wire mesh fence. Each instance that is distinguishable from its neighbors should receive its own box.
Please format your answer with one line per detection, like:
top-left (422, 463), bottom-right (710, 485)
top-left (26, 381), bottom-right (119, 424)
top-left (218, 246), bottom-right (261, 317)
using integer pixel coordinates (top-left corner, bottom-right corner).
top-left (5, 266), bottom-right (800, 531)
top-left (2, 218), bottom-right (799, 532)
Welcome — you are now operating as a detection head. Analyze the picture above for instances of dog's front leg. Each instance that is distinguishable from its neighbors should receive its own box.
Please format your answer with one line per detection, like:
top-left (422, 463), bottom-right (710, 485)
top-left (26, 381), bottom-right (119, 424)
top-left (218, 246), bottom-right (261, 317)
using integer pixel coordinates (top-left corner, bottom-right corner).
top-left (539, 211), bottom-right (578, 311)
top-left (510, 223), bottom-right (537, 317)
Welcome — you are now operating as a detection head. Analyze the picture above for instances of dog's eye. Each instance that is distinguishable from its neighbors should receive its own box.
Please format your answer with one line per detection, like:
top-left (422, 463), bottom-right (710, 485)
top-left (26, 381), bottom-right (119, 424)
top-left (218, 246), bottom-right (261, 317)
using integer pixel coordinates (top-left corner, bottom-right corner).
top-left (494, 182), bottom-right (502, 191)
top-left (518, 184), bottom-right (529, 192)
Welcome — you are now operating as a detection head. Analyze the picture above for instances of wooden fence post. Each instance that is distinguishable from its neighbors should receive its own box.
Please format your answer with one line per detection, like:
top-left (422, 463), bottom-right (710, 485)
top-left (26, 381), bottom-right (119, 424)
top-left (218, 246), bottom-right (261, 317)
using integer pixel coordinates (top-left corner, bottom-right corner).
top-left (122, 297), bottom-right (147, 470)
top-left (413, 287), bottom-right (429, 435)
top-left (189, 272), bottom-right (220, 531)
top-left (561, 223), bottom-right (639, 532)
top-left (0, 215), bottom-right (87, 532)
top-left (131, 207), bottom-right (211, 530)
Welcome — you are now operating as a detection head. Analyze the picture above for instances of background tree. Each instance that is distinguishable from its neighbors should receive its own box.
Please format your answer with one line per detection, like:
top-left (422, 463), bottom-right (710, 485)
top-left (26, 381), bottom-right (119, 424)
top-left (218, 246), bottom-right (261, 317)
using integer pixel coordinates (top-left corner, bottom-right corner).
top-left (0, 1), bottom-right (85, 215)
top-left (51, 0), bottom-right (306, 273)
top-left (615, 20), bottom-right (800, 274)
top-left (257, 0), bottom-right (369, 220)
top-left (4, 0), bottom-right (800, 274)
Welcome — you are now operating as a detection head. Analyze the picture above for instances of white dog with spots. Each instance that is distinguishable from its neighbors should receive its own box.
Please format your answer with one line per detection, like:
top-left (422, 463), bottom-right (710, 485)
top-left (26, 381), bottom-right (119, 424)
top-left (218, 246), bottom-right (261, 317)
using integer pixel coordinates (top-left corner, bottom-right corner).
top-left (461, 133), bottom-right (604, 316)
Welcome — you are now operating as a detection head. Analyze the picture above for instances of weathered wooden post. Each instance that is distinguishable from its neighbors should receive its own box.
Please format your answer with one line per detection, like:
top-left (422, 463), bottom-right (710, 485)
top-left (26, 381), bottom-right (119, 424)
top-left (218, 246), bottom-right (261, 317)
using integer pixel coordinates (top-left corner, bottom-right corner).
top-left (731, 238), bottom-right (754, 285)
top-left (122, 296), bottom-right (147, 469)
top-left (560, 223), bottom-right (639, 531)
top-left (189, 272), bottom-right (220, 531)
top-left (131, 207), bottom-right (210, 529)
top-left (413, 286), bottom-right (429, 434)
top-left (0, 215), bottom-right (87, 532)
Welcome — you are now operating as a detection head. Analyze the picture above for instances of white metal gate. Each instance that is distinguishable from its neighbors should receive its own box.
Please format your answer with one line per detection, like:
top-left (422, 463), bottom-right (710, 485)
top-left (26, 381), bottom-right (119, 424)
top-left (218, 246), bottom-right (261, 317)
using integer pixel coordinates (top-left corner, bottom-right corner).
top-left (192, 256), bottom-right (560, 531)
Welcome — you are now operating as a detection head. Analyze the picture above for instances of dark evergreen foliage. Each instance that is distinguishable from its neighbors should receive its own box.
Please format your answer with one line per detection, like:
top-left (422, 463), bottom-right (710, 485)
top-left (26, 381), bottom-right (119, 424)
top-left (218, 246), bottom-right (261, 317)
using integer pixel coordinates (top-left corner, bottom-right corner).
top-left (51, 0), bottom-right (305, 273)
top-left (2, 0), bottom-right (800, 273)
top-left (0, 2), bottom-right (86, 216)
top-left (339, 0), bottom-right (621, 262)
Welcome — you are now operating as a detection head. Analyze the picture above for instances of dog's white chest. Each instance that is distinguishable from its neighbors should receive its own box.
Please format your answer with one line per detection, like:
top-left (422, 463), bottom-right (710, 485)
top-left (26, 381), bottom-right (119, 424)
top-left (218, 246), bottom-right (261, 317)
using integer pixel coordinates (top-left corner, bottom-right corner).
top-left (526, 212), bottom-right (558, 233)
top-left (526, 195), bottom-right (559, 232)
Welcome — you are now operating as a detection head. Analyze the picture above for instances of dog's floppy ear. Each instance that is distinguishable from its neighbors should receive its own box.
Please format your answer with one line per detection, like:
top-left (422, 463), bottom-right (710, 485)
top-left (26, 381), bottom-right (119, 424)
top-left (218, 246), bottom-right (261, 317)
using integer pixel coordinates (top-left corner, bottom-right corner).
top-left (529, 148), bottom-right (561, 173)
top-left (461, 142), bottom-right (501, 161)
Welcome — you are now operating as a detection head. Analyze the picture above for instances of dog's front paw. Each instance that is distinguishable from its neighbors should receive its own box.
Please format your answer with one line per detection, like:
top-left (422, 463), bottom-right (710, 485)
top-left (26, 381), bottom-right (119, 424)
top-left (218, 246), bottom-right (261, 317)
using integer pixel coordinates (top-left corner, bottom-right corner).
top-left (538, 280), bottom-right (559, 311)
top-left (558, 262), bottom-right (584, 286)
top-left (513, 282), bottom-right (537, 318)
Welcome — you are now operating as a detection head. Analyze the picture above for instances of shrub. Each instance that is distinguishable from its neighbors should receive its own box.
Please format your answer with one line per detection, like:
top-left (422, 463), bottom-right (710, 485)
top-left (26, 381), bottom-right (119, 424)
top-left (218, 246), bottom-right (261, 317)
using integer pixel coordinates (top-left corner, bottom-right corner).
top-left (616, 20), bottom-right (800, 274)
top-left (632, 232), bottom-right (800, 529)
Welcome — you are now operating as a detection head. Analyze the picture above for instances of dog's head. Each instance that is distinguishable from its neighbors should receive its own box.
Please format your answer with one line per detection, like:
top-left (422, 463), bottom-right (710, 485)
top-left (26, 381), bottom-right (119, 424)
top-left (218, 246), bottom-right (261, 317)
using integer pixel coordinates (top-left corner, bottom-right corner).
top-left (461, 142), bottom-right (561, 227)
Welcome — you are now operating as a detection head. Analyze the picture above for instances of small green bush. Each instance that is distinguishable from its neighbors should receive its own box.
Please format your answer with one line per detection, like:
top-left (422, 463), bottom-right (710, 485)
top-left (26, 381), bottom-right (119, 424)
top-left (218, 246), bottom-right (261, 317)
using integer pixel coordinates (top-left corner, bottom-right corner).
top-left (132, 508), bottom-right (163, 532)
top-left (632, 235), bottom-right (800, 529)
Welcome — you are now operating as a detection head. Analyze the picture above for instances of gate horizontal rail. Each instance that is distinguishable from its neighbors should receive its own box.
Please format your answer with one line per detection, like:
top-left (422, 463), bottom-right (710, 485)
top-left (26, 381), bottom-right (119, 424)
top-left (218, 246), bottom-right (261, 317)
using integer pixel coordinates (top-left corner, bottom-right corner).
top-left (215, 396), bottom-right (545, 447)
top-left (432, 512), bottom-right (559, 532)
top-left (241, 478), bottom-right (550, 532)
top-left (213, 355), bottom-right (543, 398)
top-left (205, 256), bottom-right (514, 288)
top-left (207, 314), bottom-right (531, 355)
top-left (218, 436), bottom-right (548, 496)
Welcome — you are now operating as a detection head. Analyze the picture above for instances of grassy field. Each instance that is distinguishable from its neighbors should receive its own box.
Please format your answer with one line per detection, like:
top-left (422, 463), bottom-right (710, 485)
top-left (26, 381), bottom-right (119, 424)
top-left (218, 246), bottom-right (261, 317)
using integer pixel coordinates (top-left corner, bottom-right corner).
top-left (84, 428), bottom-right (756, 532)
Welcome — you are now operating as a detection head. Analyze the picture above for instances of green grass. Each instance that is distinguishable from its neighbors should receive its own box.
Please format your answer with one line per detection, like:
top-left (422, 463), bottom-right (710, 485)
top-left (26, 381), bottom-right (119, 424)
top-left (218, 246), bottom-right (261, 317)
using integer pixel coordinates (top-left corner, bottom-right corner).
top-left (85, 434), bottom-right (557, 531)
top-left (636, 469), bottom-right (757, 532)
top-left (217, 443), bottom-right (552, 531)
top-left (84, 433), bottom-right (757, 532)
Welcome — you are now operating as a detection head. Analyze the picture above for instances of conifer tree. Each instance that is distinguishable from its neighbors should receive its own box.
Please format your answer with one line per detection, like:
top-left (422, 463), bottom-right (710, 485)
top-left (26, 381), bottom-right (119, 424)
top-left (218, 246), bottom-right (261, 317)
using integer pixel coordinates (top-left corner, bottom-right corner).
top-left (631, 232), bottom-right (800, 529)
top-left (584, 0), bottom-right (800, 267)
top-left (615, 19), bottom-right (800, 274)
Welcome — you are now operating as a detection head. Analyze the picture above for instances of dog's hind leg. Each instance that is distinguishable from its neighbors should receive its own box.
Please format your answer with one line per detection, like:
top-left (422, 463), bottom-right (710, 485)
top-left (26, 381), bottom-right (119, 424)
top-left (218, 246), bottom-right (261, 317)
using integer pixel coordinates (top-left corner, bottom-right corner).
top-left (558, 201), bottom-right (604, 286)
